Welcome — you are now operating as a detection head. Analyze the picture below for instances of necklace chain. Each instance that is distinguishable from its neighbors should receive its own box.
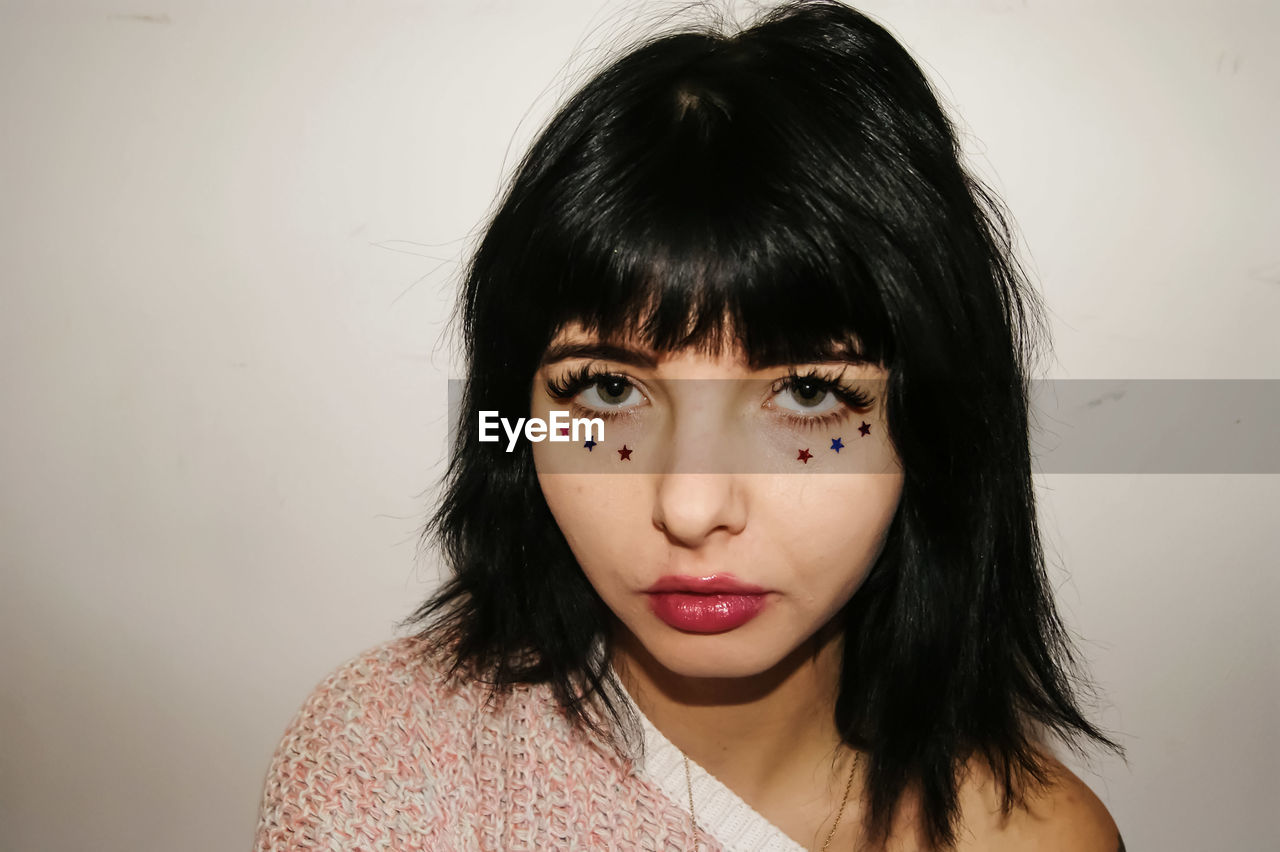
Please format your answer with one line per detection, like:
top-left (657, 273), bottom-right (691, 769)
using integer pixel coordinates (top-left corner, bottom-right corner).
top-left (683, 749), bottom-right (860, 852)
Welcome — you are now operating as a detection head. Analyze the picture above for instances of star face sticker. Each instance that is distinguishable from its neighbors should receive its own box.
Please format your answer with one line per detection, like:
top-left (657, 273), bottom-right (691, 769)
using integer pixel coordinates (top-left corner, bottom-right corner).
top-left (584, 439), bottom-right (597, 451)
top-left (858, 421), bottom-right (871, 437)
top-left (830, 437), bottom-right (844, 453)
top-left (557, 426), bottom-right (570, 437)
top-left (618, 444), bottom-right (633, 461)
top-left (797, 448), bottom-right (813, 464)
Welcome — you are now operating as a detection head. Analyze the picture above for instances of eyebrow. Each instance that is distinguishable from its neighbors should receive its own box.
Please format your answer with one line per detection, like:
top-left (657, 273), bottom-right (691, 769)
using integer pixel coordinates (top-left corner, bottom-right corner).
top-left (540, 341), bottom-right (659, 369)
top-left (538, 339), bottom-right (874, 370)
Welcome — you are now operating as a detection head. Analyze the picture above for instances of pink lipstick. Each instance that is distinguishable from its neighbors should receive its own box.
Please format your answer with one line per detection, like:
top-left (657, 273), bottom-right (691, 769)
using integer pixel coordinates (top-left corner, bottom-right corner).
top-left (644, 574), bottom-right (769, 634)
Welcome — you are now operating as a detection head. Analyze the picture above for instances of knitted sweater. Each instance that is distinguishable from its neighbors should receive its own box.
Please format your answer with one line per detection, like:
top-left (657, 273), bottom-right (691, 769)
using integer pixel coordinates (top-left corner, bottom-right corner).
top-left (254, 636), bottom-right (808, 851)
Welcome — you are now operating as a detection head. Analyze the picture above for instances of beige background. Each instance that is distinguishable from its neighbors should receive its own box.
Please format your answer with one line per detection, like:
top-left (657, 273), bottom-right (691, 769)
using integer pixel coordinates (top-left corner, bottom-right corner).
top-left (2, 1), bottom-right (1277, 849)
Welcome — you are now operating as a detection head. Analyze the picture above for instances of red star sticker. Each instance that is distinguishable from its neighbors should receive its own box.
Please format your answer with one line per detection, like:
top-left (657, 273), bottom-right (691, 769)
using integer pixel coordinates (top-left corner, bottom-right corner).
top-left (858, 421), bottom-right (871, 437)
top-left (618, 445), bottom-right (633, 461)
top-left (797, 448), bottom-right (812, 463)
top-left (557, 426), bottom-right (569, 436)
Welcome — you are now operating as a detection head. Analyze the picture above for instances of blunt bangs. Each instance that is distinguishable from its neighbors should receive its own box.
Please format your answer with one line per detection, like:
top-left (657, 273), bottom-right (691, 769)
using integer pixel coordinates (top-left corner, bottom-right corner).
top-left (537, 129), bottom-right (900, 369)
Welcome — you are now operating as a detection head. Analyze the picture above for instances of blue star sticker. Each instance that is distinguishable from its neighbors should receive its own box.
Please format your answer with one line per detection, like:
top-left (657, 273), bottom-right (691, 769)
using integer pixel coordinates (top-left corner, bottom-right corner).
top-left (584, 439), bottom-right (597, 451)
top-left (830, 437), bottom-right (844, 453)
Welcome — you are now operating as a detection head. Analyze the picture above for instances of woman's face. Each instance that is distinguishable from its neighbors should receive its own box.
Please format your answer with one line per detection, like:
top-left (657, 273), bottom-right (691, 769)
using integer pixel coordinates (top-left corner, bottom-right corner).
top-left (530, 322), bottom-right (904, 679)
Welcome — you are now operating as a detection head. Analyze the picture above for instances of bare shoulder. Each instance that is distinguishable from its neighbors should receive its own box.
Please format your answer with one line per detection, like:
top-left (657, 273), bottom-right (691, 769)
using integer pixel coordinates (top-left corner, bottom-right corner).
top-left (952, 749), bottom-right (1122, 852)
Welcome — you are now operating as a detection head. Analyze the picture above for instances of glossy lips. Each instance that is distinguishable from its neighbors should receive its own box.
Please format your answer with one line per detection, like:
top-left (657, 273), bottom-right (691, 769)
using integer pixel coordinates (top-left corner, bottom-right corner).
top-left (645, 574), bottom-right (769, 634)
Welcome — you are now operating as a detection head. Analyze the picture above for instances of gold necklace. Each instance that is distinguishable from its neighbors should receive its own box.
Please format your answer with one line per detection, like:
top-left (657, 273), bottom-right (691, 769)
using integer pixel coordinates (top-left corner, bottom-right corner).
top-left (683, 749), bottom-right (860, 851)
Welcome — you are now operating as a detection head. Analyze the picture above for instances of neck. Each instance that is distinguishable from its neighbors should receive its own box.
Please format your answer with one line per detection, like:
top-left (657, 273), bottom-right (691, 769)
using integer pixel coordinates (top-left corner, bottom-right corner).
top-left (610, 620), bottom-right (850, 806)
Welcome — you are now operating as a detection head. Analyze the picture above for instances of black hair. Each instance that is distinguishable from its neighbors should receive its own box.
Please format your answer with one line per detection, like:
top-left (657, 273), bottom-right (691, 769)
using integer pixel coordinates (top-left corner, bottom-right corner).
top-left (401, 1), bottom-right (1120, 847)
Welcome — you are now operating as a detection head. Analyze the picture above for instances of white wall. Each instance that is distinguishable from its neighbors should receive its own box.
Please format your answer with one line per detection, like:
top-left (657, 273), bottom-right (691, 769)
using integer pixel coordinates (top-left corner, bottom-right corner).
top-left (2, 1), bottom-right (1276, 849)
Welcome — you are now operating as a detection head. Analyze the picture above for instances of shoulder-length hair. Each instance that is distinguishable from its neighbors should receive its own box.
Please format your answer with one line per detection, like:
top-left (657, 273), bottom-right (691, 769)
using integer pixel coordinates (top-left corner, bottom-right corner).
top-left (402, 1), bottom-right (1119, 847)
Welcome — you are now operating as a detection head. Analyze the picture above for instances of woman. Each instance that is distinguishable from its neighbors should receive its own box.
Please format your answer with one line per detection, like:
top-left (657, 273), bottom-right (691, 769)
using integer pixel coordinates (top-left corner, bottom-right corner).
top-left (255, 2), bottom-right (1124, 848)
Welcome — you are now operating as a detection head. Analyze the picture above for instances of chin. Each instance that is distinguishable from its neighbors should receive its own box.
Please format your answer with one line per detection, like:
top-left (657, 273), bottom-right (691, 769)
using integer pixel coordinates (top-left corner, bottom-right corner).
top-left (635, 628), bottom-right (798, 680)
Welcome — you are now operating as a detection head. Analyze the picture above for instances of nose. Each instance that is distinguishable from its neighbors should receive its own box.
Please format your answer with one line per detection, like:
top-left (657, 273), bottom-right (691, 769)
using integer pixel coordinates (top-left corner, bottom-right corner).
top-left (648, 382), bottom-right (749, 546)
top-left (652, 471), bottom-right (748, 546)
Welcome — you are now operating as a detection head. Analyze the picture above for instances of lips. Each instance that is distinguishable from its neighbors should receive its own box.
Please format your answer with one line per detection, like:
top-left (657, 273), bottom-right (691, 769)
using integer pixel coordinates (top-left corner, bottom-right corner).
top-left (644, 574), bottom-right (770, 633)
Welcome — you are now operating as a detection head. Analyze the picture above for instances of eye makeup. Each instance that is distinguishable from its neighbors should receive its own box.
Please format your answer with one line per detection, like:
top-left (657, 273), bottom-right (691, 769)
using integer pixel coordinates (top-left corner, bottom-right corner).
top-left (543, 364), bottom-right (645, 422)
top-left (766, 367), bottom-right (874, 431)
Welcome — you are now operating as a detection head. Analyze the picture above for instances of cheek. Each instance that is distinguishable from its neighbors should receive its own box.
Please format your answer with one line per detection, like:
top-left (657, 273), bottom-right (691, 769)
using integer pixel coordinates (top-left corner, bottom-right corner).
top-left (535, 471), bottom-right (591, 540)
top-left (777, 473), bottom-right (903, 591)
top-left (535, 471), bottom-right (646, 578)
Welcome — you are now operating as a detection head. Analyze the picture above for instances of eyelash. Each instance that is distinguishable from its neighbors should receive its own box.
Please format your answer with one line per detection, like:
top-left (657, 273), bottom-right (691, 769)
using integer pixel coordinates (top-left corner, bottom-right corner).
top-left (542, 365), bottom-right (875, 431)
top-left (770, 369), bottom-right (876, 431)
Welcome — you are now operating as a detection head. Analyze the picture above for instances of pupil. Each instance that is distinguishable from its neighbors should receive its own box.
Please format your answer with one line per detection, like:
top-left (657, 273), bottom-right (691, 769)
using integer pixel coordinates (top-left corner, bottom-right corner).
top-left (795, 381), bottom-right (825, 407)
top-left (599, 378), bottom-right (628, 403)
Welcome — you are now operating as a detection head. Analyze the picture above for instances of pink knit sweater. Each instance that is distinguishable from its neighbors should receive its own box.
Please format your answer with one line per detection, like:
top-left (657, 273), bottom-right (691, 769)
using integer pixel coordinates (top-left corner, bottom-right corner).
top-left (254, 637), bottom-right (809, 851)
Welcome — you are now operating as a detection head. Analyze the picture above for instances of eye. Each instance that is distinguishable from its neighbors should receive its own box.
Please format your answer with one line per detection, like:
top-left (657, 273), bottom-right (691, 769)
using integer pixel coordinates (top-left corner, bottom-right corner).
top-left (581, 375), bottom-right (642, 409)
top-left (769, 370), bottom-right (875, 428)
top-left (544, 365), bottom-right (646, 417)
top-left (773, 376), bottom-right (843, 416)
